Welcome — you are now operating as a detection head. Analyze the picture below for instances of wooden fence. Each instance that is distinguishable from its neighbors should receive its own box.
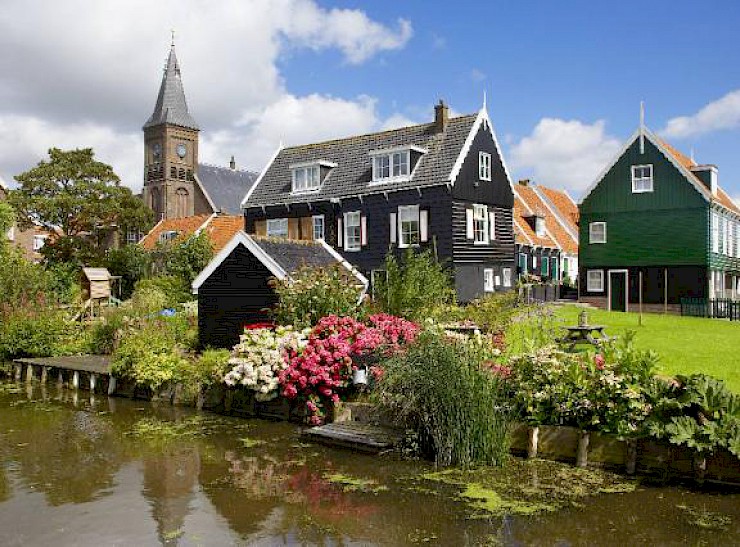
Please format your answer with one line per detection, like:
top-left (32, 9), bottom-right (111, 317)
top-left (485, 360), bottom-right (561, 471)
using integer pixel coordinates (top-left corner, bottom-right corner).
top-left (680, 298), bottom-right (740, 320)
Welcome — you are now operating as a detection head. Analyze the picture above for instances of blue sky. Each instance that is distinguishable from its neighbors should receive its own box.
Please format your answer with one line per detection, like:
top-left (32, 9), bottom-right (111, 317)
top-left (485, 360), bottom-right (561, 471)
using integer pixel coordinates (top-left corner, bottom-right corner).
top-left (0, 0), bottom-right (737, 203)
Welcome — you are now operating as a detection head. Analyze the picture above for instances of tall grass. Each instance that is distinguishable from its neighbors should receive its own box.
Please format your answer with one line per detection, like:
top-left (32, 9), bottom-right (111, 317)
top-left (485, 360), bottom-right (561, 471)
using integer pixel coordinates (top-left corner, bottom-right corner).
top-left (375, 332), bottom-right (510, 468)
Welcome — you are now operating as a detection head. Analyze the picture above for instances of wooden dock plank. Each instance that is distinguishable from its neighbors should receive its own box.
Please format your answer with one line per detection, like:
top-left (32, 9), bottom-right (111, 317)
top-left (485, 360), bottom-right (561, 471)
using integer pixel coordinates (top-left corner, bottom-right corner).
top-left (303, 423), bottom-right (404, 453)
top-left (14, 355), bottom-right (111, 375)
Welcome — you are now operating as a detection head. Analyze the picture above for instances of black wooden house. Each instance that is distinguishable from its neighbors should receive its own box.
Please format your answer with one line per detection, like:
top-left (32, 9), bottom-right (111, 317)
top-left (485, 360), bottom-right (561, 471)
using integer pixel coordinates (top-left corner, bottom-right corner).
top-left (241, 101), bottom-right (516, 301)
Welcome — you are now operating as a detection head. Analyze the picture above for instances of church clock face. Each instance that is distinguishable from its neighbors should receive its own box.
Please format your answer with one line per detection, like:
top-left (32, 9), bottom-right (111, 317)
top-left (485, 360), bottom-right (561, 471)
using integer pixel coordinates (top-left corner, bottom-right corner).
top-left (176, 143), bottom-right (187, 159)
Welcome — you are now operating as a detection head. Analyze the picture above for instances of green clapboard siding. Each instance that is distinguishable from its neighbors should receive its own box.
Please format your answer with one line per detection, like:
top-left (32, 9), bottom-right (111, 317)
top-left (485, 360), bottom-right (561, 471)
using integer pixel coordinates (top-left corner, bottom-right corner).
top-left (581, 136), bottom-right (710, 268)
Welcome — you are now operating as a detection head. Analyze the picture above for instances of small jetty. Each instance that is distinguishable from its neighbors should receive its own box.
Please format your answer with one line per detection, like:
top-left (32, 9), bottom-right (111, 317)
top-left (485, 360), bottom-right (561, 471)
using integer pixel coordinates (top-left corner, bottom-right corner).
top-left (304, 422), bottom-right (404, 453)
top-left (13, 355), bottom-right (115, 394)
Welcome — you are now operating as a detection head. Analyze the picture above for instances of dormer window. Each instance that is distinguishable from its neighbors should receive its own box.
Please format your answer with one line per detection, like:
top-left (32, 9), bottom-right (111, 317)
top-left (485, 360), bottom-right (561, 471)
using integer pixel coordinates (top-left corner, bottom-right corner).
top-left (290, 160), bottom-right (336, 194)
top-left (159, 230), bottom-right (179, 243)
top-left (370, 145), bottom-right (427, 184)
top-left (534, 216), bottom-right (545, 237)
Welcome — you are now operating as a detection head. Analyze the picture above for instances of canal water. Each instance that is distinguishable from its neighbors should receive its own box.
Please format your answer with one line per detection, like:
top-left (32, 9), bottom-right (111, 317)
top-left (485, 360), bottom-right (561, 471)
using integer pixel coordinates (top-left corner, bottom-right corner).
top-left (1, 379), bottom-right (738, 546)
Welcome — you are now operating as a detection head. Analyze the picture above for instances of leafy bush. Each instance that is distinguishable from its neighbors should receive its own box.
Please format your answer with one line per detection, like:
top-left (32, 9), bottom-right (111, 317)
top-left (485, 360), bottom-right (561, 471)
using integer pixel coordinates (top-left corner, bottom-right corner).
top-left (375, 331), bottom-right (511, 467)
top-left (373, 249), bottom-right (455, 321)
top-left (132, 275), bottom-right (189, 309)
top-left (272, 264), bottom-right (366, 328)
top-left (0, 308), bottom-right (89, 361)
top-left (151, 232), bottom-right (213, 289)
top-left (105, 244), bottom-right (152, 299)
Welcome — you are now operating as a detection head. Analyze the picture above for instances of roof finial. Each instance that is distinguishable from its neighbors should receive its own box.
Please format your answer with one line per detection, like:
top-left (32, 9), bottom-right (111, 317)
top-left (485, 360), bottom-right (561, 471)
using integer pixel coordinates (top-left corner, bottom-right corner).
top-left (482, 89), bottom-right (487, 110)
top-left (690, 146), bottom-right (695, 164)
top-left (171, 28), bottom-right (175, 47)
top-left (639, 100), bottom-right (645, 155)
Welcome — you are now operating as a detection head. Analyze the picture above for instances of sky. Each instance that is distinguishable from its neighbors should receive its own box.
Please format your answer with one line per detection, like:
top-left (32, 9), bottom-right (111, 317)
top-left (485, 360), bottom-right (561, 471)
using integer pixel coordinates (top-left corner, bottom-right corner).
top-left (0, 0), bottom-right (738, 204)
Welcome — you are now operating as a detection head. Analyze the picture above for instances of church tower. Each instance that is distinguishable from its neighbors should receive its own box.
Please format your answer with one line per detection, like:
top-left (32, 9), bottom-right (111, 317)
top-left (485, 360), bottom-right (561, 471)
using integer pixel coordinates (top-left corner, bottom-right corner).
top-left (143, 42), bottom-right (200, 220)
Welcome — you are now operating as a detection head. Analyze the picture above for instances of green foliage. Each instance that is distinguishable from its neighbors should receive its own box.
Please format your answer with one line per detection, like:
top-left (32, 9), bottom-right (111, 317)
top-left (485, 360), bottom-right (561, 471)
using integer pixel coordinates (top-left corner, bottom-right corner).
top-left (0, 201), bottom-right (14, 246)
top-left (465, 292), bottom-right (520, 334)
top-left (0, 308), bottom-right (89, 361)
top-left (105, 244), bottom-right (153, 299)
top-left (373, 249), bottom-right (455, 321)
top-left (375, 331), bottom-right (510, 468)
top-left (152, 232), bottom-right (213, 289)
top-left (272, 264), bottom-right (366, 328)
top-left (10, 147), bottom-right (153, 265)
top-left (132, 276), bottom-right (189, 309)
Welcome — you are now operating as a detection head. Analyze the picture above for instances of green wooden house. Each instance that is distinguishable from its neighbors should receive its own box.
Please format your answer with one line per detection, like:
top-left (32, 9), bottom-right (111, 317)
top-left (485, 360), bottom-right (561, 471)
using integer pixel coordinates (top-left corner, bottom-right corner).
top-left (579, 126), bottom-right (740, 312)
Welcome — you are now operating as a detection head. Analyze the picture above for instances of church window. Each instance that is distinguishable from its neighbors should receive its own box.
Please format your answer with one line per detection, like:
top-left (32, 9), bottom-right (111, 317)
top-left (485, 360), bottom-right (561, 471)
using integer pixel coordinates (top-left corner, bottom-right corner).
top-left (151, 187), bottom-right (161, 216)
top-left (175, 188), bottom-right (189, 218)
top-left (170, 166), bottom-right (177, 178)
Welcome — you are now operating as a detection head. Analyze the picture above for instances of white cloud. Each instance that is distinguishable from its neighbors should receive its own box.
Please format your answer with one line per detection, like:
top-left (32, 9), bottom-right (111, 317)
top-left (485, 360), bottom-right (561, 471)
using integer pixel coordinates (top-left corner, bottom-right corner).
top-left (379, 113), bottom-right (418, 131)
top-left (509, 118), bottom-right (622, 194)
top-left (470, 69), bottom-right (486, 83)
top-left (0, 0), bottom-right (412, 188)
top-left (661, 89), bottom-right (740, 139)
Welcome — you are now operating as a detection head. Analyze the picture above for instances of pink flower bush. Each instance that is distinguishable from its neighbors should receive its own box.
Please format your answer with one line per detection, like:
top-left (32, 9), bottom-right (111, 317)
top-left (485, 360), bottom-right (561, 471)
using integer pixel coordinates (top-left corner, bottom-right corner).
top-left (279, 314), bottom-right (419, 424)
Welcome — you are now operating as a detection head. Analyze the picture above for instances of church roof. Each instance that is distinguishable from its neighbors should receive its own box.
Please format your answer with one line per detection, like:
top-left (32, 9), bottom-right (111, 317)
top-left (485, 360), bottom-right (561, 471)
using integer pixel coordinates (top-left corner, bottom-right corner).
top-left (196, 164), bottom-right (258, 215)
top-left (143, 45), bottom-right (199, 131)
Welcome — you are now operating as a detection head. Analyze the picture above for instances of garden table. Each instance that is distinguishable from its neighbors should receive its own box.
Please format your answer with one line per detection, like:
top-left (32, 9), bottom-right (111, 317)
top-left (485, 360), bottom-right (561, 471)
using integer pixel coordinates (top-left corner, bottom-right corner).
top-left (558, 325), bottom-right (611, 351)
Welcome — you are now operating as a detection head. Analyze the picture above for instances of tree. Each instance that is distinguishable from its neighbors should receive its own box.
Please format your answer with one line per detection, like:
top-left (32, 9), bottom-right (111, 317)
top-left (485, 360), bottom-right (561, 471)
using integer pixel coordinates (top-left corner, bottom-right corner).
top-left (10, 148), bottom-right (154, 265)
top-left (0, 201), bottom-right (14, 253)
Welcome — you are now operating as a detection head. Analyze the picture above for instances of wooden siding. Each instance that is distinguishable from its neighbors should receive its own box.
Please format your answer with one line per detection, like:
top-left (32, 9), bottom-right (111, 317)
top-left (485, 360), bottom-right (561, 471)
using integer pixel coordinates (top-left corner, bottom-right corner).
top-left (580, 208), bottom-right (707, 267)
top-left (197, 245), bottom-right (279, 349)
top-left (515, 244), bottom-right (560, 280)
top-left (579, 265), bottom-right (708, 304)
top-left (452, 201), bottom-right (515, 265)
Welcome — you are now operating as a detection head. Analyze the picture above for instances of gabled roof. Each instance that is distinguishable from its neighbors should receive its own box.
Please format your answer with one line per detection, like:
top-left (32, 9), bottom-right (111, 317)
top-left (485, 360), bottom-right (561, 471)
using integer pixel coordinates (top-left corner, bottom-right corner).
top-left (82, 268), bottom-right (111, 282)
top-left (200, 215), bottom-right (244, 252)
top-left (191, 232), bottom-right (369, 296)
top-left (196, 164), bottom-right (258, 215)
top-left (581, 127), bottom-right (740, 216)
top-left (139, 214), bottom-right (212, 249)
top-left (532, 185), bottom-right (579, 254)
top-left (143, 45), bottom-right (199, 131)
top-left (513, 191), bottom-right (558, 249)
top-left (243, 113), bottom-right (480, 207)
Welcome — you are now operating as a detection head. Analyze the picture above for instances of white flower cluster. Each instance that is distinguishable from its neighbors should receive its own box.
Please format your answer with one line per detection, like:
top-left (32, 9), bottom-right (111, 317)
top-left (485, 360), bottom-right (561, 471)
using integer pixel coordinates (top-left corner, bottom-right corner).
top-left (223, 326), bottom-right (309, 401)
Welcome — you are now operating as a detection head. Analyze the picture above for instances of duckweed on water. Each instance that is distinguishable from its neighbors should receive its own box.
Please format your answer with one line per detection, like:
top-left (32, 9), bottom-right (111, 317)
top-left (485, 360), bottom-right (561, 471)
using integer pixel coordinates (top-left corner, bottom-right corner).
top-left (126, 415), bottom-right (251, 439)
top-left (418, 457), bottom-right (638, 517)
top-left (323, 473), bottom-right (389, 494)
top-left (240, 437), bottom-right (266, 448)
top-left (677, 504), bottom-right (732, 530)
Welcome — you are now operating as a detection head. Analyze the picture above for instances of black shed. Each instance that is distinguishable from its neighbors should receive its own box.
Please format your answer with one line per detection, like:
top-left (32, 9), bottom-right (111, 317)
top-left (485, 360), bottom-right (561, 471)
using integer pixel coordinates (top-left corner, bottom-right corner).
top-left (192, 231), bottom-right (368, 349)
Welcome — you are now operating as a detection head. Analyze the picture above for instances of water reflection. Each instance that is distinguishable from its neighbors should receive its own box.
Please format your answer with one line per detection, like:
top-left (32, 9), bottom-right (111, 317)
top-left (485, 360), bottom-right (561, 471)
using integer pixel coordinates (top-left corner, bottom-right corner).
top-left (0, 379), bottom-right (739, 546)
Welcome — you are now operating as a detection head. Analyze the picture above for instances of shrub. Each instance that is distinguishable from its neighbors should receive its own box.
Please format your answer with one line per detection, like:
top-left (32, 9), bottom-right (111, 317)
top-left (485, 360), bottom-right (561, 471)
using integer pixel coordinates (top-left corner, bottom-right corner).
top-left (375, 331), bottom-right (511, 467)
top-left (272, 264), bottom-right (366, 328)
top-left (151, 232), bottom-right (213, 289)
top-left (373, 248), bottom-right (455, 321)
top-left (105, 244), bottom-right (152, 299)
top-left (132, 275), bottom-right (189, 309)
top-left (0, 309), bottom-right (67, 361)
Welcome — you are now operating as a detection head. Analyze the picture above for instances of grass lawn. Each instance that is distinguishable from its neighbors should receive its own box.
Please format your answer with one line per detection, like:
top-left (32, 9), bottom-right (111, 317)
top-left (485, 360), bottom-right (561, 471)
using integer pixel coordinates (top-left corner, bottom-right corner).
top-left (553, 304), bottom-right (740, 393)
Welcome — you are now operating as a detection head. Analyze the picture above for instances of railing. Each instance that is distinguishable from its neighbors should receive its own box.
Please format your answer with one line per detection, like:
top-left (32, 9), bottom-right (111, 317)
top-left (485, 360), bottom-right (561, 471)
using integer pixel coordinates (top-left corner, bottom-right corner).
top-left (518, 283), bottom-right (560, 303)
top-left (680, 298), bottom-right (740, 320)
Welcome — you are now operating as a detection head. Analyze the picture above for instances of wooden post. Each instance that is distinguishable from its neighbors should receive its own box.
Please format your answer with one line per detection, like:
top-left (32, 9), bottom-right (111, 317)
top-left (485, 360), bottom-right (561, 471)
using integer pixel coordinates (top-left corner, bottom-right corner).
top-left (72, 371), bottom-right (80, 390)
top-left (576, 430), bottom-right (590, 467)
top-left (57, 370), bottom-right (64, 388)
top-left (664, 268), bottom-right (668, 314)
top-left (527, 426), bottom-right (540, 459)
top-left (107, 376), bottom-right (117, 395)
top-left (196, 388), bottom-right (205, 411)
top-left (224, 390), bottom-right (234, 414)
top-left (25, 364), bottom-right (34, 383)
top-left (89, 373), bottom-right (97, 393)
top-left (14, 363), bottom-right (22, 381)
top-left (626, 439), bottom-right (638, 475)
top-left (694, 454), bottom-right (707, 484)
top-left (639, 271), bottom-right (643, 327)
top-left (40, 366), bottom-right (48, 384)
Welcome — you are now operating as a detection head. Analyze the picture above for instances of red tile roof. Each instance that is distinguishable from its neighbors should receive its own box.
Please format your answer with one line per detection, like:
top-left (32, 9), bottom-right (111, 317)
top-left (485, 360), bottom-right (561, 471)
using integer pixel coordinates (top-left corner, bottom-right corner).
top-left (140, 214), bottom-right (213, 250)
top-left (513, 191), bottom-right (558, 249)
top-left (515, 185), bottom-right (572, 252)
top-left (201, 215), bottom-right (244, 253)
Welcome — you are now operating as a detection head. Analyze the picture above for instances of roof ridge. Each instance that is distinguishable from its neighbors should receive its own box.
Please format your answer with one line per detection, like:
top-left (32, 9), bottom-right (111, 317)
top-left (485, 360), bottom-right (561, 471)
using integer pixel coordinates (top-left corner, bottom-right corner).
top-left (282, 113), bottom-right (477, 151)
top-left (198, 161), bottom-right (256, 174)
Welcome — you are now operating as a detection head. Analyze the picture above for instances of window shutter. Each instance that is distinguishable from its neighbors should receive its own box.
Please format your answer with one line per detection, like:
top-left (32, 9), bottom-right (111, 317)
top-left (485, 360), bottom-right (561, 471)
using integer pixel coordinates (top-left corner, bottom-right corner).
top-left (361, 216), bottom-right (368, 246)
top-left (465, 208), bottom-right (474, 240)
top-left (337, 218), bottom-right (343, 248)
top-left (420, 210), bottom-right (429, 243)
top-left (390, 212), bottom-right (397, 244)
top-left (489, 211), bottom-right (496, 241)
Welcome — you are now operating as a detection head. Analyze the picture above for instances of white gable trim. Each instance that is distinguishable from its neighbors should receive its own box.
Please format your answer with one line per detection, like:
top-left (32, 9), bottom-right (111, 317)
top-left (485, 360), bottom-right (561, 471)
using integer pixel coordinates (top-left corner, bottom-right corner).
top-left (241, 143), bottom-right (284, 209)
top-left (139, 218), bottom-right (165, 246)
top-left (448, 106), bottom-right (515, 194)
top-left (194, 213), bottom-right (218, 236)
top-left (317, 239), bottom-right (369, 303)
top-left (513, 188), bottom-right (534, 216)
top-left (579, 127), bottom-right (711, 205)
top-left (533, 186), bottom-right (578, 243)
top-left (192, 173), bottom-right (219, 214)
top-left (192, 231), bottom-right (287, 293)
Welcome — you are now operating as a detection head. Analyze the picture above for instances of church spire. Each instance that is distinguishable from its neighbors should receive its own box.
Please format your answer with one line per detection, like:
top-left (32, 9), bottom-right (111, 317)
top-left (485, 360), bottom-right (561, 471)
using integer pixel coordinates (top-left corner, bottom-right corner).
top-left (143, 42), bottom-right (199, 131)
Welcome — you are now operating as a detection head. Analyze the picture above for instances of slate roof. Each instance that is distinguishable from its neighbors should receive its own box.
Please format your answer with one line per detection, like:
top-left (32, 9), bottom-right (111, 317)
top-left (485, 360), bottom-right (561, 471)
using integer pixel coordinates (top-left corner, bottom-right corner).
top-left (252, 237), bottom-right (345, 274)
top-left (143, 45), bottom-right (199, 131)
top-left (196, 164), bottom-right (258, 215)
top-left (244, 114), bottom-right (478, 207)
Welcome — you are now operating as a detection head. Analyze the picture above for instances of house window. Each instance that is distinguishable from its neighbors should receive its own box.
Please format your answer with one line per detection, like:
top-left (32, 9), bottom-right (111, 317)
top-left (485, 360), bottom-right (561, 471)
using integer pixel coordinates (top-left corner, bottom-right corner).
top-left (632, 164), bottom-right (653, 193)
top-left (371, 150), bottom-right (410, 182)
top-left (479, 152), bottom-right (491, 181)
top-left (518, 253), bottom-right (527, 274)
top-left (534, 216), bottom-right (545, 237)
top-left (159, 230), bottom-right (179, 243)
top-left (267, 218), bottom-right (288, 238)
top-left (484, 268), bottom-right (494, 292)
top-left (533, 255), bottom-right (537, 269)
top-left (473, 204), bottom-right (489, 244)
top-left (589, 222), bottom-right (606, 244)
top-left (587, 270), bottom-right (604, 292)
top-left (502, 267), bottom-right (512, 287)
top-left (711, 211), bottom-right (719, 253)
top-left (292, 165), bottom-right (320, 193)
top-left (344, 211), bottom-right (361, 251)
top-left (723, 215), bottom-right (730, 256)
top-left (32, 235), bottom-right (47, 251)
top-left (542, 256), bottom-right (549, 276)
top-left (126, 229), bottom-right (142, 244)
top-left (312, 215), bottom-right (324, 240)
top-left (399, 205), bottom-right (420, 248)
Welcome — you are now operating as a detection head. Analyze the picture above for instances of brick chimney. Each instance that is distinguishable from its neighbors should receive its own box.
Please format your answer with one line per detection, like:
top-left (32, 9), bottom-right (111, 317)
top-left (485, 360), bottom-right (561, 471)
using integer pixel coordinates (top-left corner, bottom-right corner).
top-left (434, 100), bottom-right (449, 132)
top-left (691, 164), bottom-right (718, 196)
top-left (518, 179), bottom-right (530, 186)
top-left (230, 155), bottom-right (236, 170)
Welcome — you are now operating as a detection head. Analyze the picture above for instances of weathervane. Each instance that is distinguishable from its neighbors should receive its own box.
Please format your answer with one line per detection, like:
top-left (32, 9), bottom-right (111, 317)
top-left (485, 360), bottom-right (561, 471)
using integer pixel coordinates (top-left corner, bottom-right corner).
top-left (171, 29), bottom-right (175, 47)
top-left (639, 101), bottom-right (645, 155)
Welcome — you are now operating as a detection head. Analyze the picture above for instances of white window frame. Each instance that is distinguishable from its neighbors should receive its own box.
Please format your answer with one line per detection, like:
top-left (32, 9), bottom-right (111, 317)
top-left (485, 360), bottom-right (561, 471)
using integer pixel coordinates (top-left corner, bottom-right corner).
top-left (631, 164), bottom-right (654, 193)
top-left (473, 204), bottom-right (489, 245)
top-left (483, 268), bottom-right (494, 292)
top-left (398, 205), bottom-right (420, 248)
top-left (344, 211), bottom-right (361, 251)
top-left (126, 229), bottom-right (142, 245)
top-left (32, 234), bottom-right (48, 251)
top-left (312, 215), bottom-right (325, 241)
top-left (159, 230), bottom-right (179, 243)
top-left (267, 218), bottom-right (288, 238)
top-left (711, 211), bottom-right (719, 253)
top-left (534, 216), bottom-right (545, 237)
top-left (589, 222), bottom-right (607, 244)
top-left (369, 146), bottom-right (425, 184)
top-left (587, 270), bottom-right (604, 292)
top-left (479, 152), bottom-right (491, 181)
top-left (291, 165), bottom-right (320, 194)
top-left (502, 267), bottom-right (512, 288)
top-left (722, 215), bottom-right (730, 256)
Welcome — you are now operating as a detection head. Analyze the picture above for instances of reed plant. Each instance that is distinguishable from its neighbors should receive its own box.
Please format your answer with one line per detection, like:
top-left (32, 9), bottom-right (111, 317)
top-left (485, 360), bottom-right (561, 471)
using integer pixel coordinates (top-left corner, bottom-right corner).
top-left (375, 331), bottom-right (511, 468)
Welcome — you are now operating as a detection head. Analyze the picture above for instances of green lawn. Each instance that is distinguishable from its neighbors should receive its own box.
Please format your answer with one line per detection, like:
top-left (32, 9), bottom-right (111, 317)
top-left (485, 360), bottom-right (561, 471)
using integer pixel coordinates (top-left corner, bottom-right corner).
top-left (553, 305), bottom-right (740, 392)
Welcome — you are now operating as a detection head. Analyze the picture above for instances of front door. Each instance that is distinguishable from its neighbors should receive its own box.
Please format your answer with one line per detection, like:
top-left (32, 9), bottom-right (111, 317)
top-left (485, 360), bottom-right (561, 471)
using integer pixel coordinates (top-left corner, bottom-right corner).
top-left (609, 271), bottom-right (627, 312)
